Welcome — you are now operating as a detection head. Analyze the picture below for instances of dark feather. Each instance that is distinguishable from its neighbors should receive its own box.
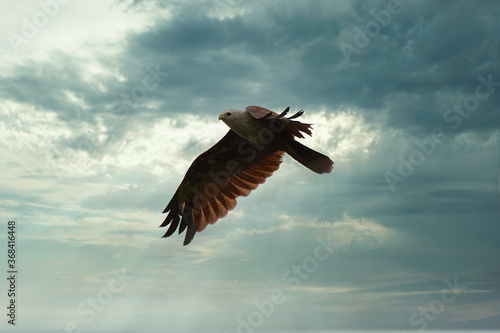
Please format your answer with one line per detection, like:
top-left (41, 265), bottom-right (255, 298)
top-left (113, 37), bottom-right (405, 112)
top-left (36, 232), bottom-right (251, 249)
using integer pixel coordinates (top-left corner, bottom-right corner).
top-left (288, 109), bottom-right (304, 119)
top-left (277, 106), bottom-right (290, 118)
top-left (162, 213), bottom-right (180, 237)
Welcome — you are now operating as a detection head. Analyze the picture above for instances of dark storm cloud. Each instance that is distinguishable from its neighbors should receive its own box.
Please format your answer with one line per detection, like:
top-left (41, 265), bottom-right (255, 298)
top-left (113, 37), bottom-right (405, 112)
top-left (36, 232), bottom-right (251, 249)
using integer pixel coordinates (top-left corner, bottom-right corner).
top-left (0, 58), bottom-right (85, 114)
top-left (3, 0), bottom-right (497, 138)
top-left (240, 0), bottom-right (500, 134)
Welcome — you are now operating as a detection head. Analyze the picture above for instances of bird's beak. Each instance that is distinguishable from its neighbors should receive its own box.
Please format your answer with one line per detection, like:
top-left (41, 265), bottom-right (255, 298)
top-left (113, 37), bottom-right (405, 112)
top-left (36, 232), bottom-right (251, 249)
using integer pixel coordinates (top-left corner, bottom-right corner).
top-left (218, 113), bottom-right (224, 120)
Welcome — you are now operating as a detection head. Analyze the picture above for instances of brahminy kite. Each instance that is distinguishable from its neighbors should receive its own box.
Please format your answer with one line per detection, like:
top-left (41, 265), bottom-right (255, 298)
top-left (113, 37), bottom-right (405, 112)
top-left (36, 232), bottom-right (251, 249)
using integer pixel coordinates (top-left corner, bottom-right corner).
top-left (160, 106), bottom-right (333, 245)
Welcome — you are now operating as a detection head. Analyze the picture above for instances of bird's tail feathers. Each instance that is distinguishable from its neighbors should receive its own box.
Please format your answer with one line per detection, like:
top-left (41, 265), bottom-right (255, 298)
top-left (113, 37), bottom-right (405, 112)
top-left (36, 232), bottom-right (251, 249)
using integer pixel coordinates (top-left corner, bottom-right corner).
top-left (286, 119), bottom-right (312, 139)
top-left (284, 140), bottom-right (333, 174)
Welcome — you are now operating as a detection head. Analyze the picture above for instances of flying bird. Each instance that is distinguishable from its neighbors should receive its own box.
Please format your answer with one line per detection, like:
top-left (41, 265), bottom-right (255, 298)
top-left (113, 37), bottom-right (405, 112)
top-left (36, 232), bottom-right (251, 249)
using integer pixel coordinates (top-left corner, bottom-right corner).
top-left (160, 106), bottom-right (333, 245)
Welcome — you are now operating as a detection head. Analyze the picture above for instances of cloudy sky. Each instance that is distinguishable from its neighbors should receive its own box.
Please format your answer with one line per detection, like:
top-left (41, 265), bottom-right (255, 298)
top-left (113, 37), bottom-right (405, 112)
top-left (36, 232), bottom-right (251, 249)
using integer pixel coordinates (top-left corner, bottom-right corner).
top-left (1, 0), bottom-right (500, 331)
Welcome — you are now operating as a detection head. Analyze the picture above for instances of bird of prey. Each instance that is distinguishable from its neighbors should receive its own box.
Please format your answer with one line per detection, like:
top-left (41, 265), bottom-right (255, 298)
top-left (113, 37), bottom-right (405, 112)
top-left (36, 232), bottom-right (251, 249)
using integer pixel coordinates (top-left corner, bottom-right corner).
top-left (160, 106), bottom-right (333, 245)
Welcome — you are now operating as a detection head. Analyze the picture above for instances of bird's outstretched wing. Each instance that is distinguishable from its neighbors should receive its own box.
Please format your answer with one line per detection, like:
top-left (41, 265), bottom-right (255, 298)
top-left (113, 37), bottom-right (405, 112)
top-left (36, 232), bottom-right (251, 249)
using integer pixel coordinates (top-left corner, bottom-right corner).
top-left (161, 130), bottom-right (283, 245)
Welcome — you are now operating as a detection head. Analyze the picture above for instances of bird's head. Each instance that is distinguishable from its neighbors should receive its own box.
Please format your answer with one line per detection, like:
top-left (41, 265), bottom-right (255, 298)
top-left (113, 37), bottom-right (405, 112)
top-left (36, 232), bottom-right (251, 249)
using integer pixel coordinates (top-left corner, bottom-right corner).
top-left (218, 109), bottom-right (241, 126)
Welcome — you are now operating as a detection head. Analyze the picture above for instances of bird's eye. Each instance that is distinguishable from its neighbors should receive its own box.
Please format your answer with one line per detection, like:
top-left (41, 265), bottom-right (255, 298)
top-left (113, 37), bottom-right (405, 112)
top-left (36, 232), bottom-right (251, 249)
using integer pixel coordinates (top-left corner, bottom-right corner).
top-left (226, 112), bottom-right (232, 117)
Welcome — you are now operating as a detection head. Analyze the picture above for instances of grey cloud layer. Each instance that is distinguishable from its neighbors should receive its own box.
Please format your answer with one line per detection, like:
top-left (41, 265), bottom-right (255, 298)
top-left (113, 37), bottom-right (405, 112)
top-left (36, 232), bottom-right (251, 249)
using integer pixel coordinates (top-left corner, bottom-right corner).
top-left (1, 0), bottom-right (499, 330)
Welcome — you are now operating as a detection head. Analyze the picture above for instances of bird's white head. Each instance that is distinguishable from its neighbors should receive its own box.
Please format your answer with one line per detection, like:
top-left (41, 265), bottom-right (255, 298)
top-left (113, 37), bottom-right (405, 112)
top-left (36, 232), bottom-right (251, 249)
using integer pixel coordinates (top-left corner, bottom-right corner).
top-left (218, 109), bottom-right (244, 127)
top-left (218, 109), bottom-right (260, 142)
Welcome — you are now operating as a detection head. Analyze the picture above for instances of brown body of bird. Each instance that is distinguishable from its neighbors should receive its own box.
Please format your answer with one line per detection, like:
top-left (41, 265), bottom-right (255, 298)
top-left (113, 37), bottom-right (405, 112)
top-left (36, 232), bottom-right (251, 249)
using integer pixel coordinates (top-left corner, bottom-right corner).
top-left (160, 106), bottom-right (333, 245)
